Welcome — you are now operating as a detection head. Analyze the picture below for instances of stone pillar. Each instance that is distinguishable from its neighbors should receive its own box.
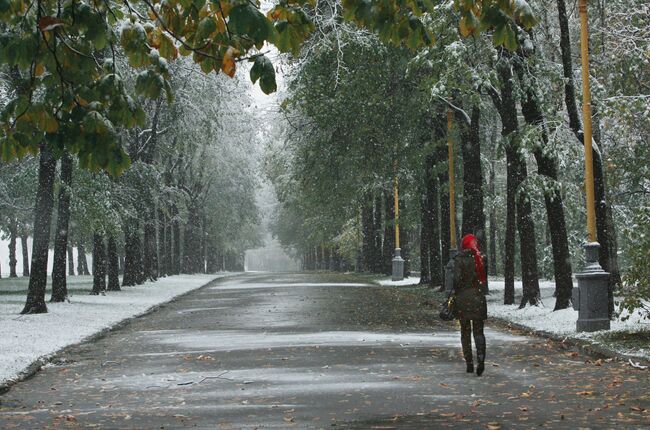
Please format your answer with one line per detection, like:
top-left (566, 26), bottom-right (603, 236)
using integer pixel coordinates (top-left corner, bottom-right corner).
top-left (574, 243), bottom-right (610, 332)
top-left (392, 248), bottom-right (404, 281)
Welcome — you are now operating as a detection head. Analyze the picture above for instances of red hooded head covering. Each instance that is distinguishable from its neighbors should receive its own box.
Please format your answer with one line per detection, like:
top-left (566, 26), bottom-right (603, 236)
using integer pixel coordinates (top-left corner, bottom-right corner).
top-left (461, 234), bottom-right (487, 286)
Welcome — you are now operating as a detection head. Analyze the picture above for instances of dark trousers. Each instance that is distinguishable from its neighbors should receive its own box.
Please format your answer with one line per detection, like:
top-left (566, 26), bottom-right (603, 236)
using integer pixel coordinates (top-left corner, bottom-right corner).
top-left (460, 319), bottom-right (486, 365)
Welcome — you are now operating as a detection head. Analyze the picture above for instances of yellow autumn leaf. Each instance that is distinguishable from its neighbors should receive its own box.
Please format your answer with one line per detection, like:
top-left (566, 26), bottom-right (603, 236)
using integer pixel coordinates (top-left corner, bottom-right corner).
top-left (221, 46), bottom-right (239, 78)
top-left (34, 63), bottom-right (45, 77)
top-left (216, 13), bottom-right (226, 34)
top-left (459, 16), bottom-right (473, 38)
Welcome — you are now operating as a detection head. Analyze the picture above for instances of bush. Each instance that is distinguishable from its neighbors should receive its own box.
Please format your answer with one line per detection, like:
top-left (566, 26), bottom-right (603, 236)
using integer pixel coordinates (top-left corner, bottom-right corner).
top-left (619, 207), bottom-right (650, 320)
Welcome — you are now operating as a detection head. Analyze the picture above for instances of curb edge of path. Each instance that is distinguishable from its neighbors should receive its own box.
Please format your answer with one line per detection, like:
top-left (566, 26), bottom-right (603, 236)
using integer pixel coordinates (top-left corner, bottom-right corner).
top-left (0, 273), bottom-right (244, 396)
top-left (409, 285), bottom-right (649, 367)
top-left (486, 315), bottom-right (650, 367)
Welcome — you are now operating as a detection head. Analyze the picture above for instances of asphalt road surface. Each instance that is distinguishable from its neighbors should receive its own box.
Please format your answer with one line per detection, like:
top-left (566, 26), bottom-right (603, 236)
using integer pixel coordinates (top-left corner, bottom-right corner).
top-left (1, 273), bottom-right (648, 429)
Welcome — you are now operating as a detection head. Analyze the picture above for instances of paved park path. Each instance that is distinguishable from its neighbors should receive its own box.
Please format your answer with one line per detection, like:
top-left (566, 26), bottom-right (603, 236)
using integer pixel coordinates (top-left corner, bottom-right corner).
top-left (1, 273), bottom-right (648, 429)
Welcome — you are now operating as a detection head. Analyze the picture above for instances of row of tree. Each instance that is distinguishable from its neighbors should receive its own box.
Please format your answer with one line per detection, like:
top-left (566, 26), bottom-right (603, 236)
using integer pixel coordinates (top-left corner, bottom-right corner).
top-left (265, 0), bottom-right (648, 317)
top-left (1, 57), bottom-right (262, 313)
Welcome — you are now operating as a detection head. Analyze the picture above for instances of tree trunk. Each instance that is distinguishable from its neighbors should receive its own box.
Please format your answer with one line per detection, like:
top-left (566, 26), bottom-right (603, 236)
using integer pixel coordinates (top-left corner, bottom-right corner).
top-left (91, 233), bottom-right (106, 294)
top-left (459, 106), bottom-right (486, 243)
top-left (438, 144), bottom-right (451, 291)
top-left (122, 223), bottom-right (143, 286)
top-left (172, 207), bottom-right (181, 275)
top-left (401, 219), bottom-right (411, 276)
top-left (77, 240), bottom-right (90, 276)
top-left (514, 157), bottom-right (541, 308)
top-left (51, 153), bottom-right (73, 303)
top-left (491, 56), bottom-right (519, 306)
top-left (419, 187), bottom-right (431, 285)
top-left (373, 194), bottom-right (383, 273)
top-left (519, 88), bottom-right (574, 310)
top-left (361, 196), bottom-right (374, 272)
top-left (164, 213), bottom-right (173, 276)
top-left (21, 233), bottom-right (29, 277)
top-left (67, 243), bottom-right (75, 276)
top-left (488, 133), bottom-right (498, 277)
top-left (143, 208), bottom-right (158, 281)
top-left (8, 221), bottom-right (18, 277)
top-left (158, 208), bottom-right (167, 277)
top-left (382, 189), bottom-right (395, 275)
top-left (426, 155), bottom-right (442, 287)
top-left (21, 144), bottom-right (57, 315)
top-left (107, 235), bottom-right (121, 291)
top-left (459, 105), bottom-right (489, 294)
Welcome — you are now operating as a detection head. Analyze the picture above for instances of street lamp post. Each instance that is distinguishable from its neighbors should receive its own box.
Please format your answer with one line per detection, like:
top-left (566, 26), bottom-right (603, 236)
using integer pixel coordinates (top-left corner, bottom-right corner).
top-left (444, 106), bottom-right (458, 292)
top-left (392, 167), bottom-right (405, 281)
top-left (573, 0), bottom-right (610, 332)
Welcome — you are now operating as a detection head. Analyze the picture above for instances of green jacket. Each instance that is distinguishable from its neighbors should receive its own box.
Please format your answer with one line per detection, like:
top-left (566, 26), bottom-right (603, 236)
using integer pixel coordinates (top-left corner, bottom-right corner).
top-left (453, 250), bottom-right (488, 321)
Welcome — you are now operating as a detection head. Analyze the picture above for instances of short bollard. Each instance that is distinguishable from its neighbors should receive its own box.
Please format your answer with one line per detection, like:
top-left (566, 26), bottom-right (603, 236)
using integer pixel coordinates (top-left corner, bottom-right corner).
top-left (392, 248), bottom-right (404, 281)
top-left (575, 242), bottom-right (610, 332)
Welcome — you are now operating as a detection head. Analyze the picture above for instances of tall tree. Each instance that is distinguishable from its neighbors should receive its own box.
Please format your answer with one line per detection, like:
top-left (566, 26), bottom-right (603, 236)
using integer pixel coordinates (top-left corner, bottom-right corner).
top-left (20, 232), bottom-right (29, 277)
top-left (51, 153), bottom-right (73, 302)
top-left (8, 221), bottom-right (17, 277)
top-left (21, 145), bottom-right (57, 315)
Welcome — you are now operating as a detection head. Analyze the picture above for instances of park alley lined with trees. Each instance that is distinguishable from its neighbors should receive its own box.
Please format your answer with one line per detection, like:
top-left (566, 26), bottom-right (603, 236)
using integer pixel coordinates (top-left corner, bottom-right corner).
top-left (265, 0), bottom-right (649, 321)
top-left (0, 0), bottom-right (648, 427)
top-left (0, 0), bottom-right (645, 343)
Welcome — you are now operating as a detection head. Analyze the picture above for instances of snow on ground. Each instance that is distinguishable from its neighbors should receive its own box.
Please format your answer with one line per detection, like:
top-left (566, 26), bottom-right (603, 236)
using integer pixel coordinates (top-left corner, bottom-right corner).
top-left (376, 276), bottom-right (649, 360)
top-left (0, 273), bottom-right (233, 387)
top-left (377, 277), bottom-right (421, 287)
top-left (487, 279), bottom-right (649, 359)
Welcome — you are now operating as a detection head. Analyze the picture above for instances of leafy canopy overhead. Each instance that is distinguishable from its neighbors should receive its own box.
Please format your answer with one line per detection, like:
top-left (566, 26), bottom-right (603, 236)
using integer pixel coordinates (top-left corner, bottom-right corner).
top-left (0, 0), bottom-right (534, 174)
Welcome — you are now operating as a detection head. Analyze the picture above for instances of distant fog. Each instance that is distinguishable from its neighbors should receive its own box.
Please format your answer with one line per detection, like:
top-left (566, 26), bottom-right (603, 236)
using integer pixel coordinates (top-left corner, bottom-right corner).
top-left (245, 239), bottom-right (301, 272)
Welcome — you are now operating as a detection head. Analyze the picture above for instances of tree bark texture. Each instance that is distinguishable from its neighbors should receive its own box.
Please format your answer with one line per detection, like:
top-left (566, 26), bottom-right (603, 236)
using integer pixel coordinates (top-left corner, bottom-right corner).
top-left (107, 235), bottom-right (121, 291)
top-left (361, 195), bottom-right (374, 272)
top-left (122, 223), bottom-right (143, 286)
top-left (67, 244), bottom-right (75, 276)
top-left (419, 187), bottom-right (431, 285)
top-left (8, 221), bottom-right (17, 277)
top-left (143, 208), bottom-right (158, 281)
top-left (51, 153), bottom-right (73, 302)
top-left (519, 86), bottom-right (574, 310)
top-left (91, 233), bottom-right (106, 294)
top-left (373, 194), bottom-right (383, 273)
top-left (21, 233), bottom-right (29, 277)
top-left (172, 206), bottom-right (181, 275)
top-left (77, 240), bottom-right (90, 276)
top-left (437, 144), bottom-right (451, 291)
top-left (21, 144), bottom-right (57, 315)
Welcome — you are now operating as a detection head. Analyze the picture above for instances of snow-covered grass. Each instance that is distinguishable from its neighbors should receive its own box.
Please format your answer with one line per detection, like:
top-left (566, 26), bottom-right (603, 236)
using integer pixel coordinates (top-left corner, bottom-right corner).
top-left (0, 273), bottom-right (234, 387)
top-left (376, 275), bottom-right (650, 360)
top-left (487, 279), bottom-right (649, 360)
top-left (377, 276), bottom-right (421, 287)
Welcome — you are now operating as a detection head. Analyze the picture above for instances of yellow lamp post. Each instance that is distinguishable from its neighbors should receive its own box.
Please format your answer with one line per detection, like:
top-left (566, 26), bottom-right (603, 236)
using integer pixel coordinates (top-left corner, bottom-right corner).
top-left (394, 173), bottom-right (400, 250)
top-left (392, 161), bottom-right (405, 281)
top-left (574, 0), bottom-right (610, 332)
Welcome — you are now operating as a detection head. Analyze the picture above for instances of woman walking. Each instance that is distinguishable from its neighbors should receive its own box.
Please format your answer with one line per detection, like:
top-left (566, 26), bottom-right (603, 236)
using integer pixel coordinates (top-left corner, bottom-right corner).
top-left (453, 234), bottom-right (488, 376)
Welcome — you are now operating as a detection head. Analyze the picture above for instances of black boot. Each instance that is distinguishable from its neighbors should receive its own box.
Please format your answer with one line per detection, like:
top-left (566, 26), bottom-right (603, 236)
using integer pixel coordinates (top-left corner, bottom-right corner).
top-left (476, 354), bottom-right (485, 376)
top-left (466, 362), bottom-right (474, 373)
